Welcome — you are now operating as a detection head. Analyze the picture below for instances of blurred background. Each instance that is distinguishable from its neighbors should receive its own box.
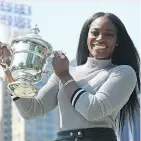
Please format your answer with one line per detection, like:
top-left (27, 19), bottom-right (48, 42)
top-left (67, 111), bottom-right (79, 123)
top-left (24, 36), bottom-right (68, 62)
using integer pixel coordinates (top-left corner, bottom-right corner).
top-left (0, 0), bottom-right (140, 141)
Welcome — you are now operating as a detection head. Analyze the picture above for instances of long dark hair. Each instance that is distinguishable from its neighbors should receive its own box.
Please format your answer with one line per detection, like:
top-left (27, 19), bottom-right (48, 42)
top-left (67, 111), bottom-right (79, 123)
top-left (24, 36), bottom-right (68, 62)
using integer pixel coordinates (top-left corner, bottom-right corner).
top-left (76, 12), bottom-right (140, 133)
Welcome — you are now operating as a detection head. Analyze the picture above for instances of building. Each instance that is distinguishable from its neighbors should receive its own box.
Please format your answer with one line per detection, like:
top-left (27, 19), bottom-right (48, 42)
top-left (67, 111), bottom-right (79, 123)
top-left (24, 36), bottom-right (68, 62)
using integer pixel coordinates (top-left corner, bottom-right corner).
top-left (0, 19), bottom-right (12, 141)
top-left (0, 1), bottom-right (60, 141)
top-left (12, 71), bottom-right (59, 141)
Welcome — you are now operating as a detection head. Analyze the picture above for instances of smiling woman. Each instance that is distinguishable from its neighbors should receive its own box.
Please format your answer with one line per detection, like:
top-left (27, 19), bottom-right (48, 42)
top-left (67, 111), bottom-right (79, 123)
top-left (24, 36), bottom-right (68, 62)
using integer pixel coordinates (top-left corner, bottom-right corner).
top-left (87, 16), bottom-right (117, 59)
top-left (3, 12), bottom-right (140, 141)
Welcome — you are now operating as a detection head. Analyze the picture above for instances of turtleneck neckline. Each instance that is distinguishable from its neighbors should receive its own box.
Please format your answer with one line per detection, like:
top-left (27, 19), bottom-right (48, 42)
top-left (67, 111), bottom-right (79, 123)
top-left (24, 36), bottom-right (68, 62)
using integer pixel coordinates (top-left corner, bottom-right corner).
top-left (84, 57), bottom-right (113, 69)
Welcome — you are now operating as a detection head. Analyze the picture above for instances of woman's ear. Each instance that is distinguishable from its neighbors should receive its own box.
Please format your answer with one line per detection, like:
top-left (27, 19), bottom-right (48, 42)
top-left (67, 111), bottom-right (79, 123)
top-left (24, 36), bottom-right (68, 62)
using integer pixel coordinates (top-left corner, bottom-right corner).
top-left (116, 35), bottom-right (119, 47)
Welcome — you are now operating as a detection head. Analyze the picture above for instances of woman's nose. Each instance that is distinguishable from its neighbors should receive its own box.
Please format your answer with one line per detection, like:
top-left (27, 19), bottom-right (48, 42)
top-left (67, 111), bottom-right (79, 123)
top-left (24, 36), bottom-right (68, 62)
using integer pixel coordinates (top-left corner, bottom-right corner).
top-left (96, 34), bottom-right (105, 42)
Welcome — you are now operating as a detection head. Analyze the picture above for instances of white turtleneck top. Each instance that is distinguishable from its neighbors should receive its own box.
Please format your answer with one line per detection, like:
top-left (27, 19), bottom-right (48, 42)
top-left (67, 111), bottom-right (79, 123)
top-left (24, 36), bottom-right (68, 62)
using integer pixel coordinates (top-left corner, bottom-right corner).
top-left (13, 57), bottom-right (137, 131)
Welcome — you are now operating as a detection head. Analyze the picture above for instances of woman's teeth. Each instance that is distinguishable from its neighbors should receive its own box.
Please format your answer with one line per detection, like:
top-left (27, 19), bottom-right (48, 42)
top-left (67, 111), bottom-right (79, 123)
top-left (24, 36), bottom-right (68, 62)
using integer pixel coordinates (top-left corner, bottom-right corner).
top-left (92, 45), bottom-right (107, 49)
top-left (94, 45), bottom-right (106, 49)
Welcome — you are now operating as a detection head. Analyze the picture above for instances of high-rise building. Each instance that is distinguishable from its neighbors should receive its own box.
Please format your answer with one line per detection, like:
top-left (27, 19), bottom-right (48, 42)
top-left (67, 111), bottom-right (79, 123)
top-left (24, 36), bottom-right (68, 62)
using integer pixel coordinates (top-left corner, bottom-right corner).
top-left (12, 74), bottom-right (60, 141)
top-left (12, 97), bottom-right (59, 141)
top-left (0, 19), bottom-right (12, 141)
top-left (0, 1), bottom-right (60, 141)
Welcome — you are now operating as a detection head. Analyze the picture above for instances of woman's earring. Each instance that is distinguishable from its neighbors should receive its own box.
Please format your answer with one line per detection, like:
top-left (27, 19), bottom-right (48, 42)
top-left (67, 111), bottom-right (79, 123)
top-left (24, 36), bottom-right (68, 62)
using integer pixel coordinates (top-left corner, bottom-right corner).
top-left (116, 44), bottom-right (118, 46)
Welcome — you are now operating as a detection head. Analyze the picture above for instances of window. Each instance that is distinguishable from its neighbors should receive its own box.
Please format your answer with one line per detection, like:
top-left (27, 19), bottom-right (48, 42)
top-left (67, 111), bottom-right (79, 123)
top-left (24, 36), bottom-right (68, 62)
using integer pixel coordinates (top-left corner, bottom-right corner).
top-left (46, 118), bottom-right (53, 123)
top-left (45, 133), bottom-right (54, 139)
top-left (45, 126), bottom-right (54, 132)
top-left (36, 132), bottom-right (43, 140)
top-left (36, 125), bottom-right (43, 131)
top-left (26, 132), bottom-right (32, 137)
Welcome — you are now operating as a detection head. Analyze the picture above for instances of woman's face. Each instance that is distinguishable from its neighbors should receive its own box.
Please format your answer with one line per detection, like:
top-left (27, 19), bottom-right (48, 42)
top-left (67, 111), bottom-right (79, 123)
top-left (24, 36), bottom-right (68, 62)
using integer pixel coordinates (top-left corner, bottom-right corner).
top-left (87, 16), bottom-right (117, 59)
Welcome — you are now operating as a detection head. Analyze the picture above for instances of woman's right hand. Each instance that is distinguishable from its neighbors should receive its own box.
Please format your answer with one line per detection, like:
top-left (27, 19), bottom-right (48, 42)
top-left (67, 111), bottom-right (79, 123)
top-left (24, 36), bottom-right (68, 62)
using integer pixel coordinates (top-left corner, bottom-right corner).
top-left (0, 44), bottom-right (15, 83)
top-left (5, 69), bottom-right (15, 83)
top-left (1, 67), bottom-right (15, 83)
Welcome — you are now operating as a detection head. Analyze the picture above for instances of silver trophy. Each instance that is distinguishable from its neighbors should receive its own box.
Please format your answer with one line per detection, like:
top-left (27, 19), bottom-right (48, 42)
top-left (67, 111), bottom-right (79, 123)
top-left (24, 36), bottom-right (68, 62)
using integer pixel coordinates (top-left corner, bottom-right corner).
top-left (2, 26), bottom-right (53, 98)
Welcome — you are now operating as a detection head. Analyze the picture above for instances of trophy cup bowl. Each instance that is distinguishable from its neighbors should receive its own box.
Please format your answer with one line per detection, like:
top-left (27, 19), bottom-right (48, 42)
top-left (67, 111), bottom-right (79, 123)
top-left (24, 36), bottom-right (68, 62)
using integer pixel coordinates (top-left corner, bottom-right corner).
top-left (6, 26), bottom-right (53, 98)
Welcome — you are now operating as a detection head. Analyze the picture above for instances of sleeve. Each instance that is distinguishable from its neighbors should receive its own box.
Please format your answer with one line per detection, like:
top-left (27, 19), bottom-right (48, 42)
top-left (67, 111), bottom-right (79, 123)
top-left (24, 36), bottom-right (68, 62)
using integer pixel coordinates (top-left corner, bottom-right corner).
top-left (70, 65), bottom-right (137, 121)
top-left (14, 73), bottom-right (59, 119)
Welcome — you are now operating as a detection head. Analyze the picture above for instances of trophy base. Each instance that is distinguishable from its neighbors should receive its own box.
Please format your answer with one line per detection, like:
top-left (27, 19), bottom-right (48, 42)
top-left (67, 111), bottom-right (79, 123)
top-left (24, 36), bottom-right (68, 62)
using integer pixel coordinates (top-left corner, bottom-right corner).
top-left (7, 81), bottom-right (37, 98)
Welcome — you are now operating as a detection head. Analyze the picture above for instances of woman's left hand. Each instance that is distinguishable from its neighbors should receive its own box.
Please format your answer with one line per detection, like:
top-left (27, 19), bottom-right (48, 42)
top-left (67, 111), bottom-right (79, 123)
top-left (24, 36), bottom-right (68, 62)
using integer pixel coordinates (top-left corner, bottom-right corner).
top-left (51, 51), bottom-right (70, 78)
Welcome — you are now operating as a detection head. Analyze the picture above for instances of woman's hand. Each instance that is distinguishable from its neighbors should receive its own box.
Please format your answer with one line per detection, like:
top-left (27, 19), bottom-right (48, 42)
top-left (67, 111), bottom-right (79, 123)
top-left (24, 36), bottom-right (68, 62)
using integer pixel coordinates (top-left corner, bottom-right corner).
top-left (51, 51), bottom-right (70, 78)
top-left (0, 64), bottom-right (15, 83)
top-left (5, 69), bottom-right (15, 83)
top-left (0, 45), bottom-right (15, 83)
top-left (0, 46), bottom-right (11, 66)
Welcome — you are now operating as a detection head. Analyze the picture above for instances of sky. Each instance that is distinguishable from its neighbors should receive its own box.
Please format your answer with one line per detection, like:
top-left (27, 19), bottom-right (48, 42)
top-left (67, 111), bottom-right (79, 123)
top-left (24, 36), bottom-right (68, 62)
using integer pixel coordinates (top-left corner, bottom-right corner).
top-left (5, 0), bottom-right (141, 61)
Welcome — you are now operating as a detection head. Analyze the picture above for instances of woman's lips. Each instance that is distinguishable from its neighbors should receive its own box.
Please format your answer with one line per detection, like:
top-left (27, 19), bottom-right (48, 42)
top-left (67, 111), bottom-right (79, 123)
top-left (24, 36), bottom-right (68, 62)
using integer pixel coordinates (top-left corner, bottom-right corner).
top-left (91, 44), bottom-right (107, 49)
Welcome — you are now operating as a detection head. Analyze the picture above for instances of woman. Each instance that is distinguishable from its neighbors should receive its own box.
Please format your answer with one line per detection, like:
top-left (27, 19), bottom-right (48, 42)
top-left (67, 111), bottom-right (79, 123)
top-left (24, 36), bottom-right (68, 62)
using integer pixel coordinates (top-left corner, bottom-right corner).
top-left (3, 12), bottom-right (140, 141)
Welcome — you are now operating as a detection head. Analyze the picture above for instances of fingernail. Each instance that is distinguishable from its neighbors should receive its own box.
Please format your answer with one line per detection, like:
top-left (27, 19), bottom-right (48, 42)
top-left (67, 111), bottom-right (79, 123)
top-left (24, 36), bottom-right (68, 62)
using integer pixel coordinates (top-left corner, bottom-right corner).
top-left (61, 55), bottom-right (65, 59)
